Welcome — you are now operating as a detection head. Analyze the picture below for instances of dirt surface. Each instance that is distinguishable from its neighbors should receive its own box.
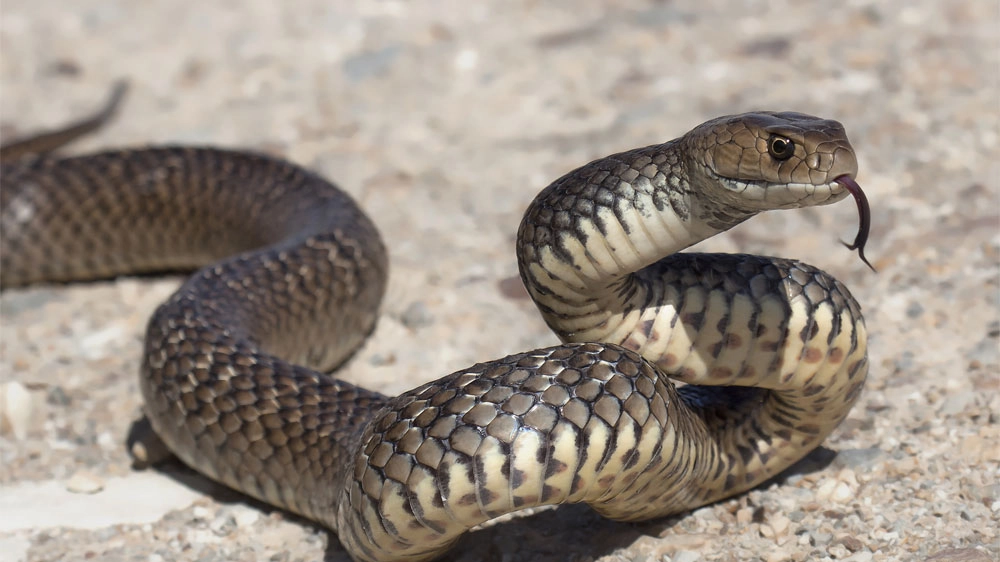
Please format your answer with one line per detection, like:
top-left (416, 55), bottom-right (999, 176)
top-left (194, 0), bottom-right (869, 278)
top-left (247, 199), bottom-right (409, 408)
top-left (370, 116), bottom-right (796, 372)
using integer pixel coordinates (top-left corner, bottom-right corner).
top-left (1, 1), bottom-right (997, 561)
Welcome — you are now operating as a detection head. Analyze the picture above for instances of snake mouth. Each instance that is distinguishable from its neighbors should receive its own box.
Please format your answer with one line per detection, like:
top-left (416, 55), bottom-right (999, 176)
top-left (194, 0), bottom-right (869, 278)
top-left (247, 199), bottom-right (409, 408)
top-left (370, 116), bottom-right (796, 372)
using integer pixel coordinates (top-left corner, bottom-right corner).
top-left (835, 175), bottom-right (875, 272)
top-left (714, 174), bottom-right (845, 209)
top-left (714, 172), bottom-right (874, 272)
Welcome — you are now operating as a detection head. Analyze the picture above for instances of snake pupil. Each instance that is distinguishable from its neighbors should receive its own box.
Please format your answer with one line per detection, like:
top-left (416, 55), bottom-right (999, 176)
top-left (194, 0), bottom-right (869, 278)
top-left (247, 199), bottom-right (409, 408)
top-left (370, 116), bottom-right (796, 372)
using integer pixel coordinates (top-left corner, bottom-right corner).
top-left (768, 135), bottom-right (795, 160)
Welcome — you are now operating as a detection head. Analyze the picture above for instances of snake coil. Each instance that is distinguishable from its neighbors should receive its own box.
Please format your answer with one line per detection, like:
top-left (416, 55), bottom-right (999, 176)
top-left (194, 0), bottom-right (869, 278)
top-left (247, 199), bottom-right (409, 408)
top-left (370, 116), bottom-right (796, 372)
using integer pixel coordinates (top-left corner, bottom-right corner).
top-left (1, 86), bottom-right (870, 562)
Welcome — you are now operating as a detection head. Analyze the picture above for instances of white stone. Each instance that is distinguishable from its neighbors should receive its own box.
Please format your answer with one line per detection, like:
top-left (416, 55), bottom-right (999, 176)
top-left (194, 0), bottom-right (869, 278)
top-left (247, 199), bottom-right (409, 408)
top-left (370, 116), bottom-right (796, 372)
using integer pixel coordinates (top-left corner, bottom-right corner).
top-left (66, 470), bottom-right (105, 494)
top-left (832, 482), bottom-right (856, 503)
top-left (672, 551), bottom-right (701, 562)
top-left (0, 472), bottom-right (203, 531)
top-left (231, 505), bottom-right (261, 528)
top-left (0, 381), bottom-right (40, 440)
top-left (765, 548), bottom-right (792, 562)
top-left (0, 535), bottom-right (31, 562)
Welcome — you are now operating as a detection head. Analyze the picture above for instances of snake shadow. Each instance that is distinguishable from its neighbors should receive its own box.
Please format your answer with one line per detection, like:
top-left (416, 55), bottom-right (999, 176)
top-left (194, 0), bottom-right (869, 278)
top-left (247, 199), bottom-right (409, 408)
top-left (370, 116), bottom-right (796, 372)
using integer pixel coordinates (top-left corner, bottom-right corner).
top-left (323, 445), bottom-right (835, 561)
top-left (136, 450), bottom-right (648, 561)
top-left (421, 446), bottom-right (836, 562)
top-left (420, 446), bottom-right (837, 562)
top-left (128, 413), bottom-right (836, 561)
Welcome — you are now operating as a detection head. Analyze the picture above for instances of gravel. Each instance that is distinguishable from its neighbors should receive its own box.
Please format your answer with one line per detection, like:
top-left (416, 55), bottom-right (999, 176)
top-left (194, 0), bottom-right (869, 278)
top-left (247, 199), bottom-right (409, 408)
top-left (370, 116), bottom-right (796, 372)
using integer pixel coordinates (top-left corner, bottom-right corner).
top-left (1, 1), bottom-right (997, 561)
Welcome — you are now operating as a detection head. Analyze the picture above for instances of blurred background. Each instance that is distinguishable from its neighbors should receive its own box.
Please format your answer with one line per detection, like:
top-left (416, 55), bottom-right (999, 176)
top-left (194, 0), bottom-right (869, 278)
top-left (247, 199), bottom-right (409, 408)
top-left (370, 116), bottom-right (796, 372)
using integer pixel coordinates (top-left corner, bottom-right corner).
top-left (1, 1), bottom-right (997, 561)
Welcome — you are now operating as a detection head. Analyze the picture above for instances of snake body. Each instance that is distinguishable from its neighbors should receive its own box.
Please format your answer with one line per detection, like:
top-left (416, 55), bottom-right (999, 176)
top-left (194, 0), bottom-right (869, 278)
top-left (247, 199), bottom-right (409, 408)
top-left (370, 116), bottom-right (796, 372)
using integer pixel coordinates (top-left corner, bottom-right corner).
top-left (1, 91), bottom-right (869, 561)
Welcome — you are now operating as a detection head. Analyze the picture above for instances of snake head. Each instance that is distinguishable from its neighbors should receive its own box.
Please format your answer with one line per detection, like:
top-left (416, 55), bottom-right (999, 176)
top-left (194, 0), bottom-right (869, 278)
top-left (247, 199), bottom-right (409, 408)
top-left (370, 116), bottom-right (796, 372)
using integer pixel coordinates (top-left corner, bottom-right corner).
top-left (686, 111), bottom-right (858, 209)
top-left (684, 111), bottom-right (873, 270)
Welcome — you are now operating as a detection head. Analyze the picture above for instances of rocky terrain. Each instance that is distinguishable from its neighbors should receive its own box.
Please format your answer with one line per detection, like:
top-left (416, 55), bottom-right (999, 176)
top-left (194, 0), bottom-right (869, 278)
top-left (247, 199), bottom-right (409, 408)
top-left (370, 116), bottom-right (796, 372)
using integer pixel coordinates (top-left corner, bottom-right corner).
top-left (1, 1), bottom-right (997, 561)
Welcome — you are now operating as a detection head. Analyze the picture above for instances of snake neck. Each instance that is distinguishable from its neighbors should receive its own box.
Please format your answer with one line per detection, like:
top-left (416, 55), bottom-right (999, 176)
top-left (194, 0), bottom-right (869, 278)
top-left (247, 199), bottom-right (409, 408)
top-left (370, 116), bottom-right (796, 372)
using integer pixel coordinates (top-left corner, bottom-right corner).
top-left (516, 140), bottom-right (751, 339)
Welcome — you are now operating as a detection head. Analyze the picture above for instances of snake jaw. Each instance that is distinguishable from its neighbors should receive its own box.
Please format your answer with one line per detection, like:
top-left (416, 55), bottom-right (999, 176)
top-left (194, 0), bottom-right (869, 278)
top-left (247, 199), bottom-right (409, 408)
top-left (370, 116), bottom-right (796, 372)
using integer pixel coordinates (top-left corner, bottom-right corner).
top-left (708, 172), bottom-right (875, 272)
top-left (835, 174), bottom-right (876, 272)
top-left (711, 175), bottom-right (847, 210)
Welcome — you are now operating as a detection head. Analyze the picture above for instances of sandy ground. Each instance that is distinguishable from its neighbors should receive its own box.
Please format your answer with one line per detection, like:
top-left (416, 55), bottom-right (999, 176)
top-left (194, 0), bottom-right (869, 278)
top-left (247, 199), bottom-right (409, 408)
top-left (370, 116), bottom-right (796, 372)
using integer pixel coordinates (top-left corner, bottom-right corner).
top-left (0, 1), bottom-right (997, 561)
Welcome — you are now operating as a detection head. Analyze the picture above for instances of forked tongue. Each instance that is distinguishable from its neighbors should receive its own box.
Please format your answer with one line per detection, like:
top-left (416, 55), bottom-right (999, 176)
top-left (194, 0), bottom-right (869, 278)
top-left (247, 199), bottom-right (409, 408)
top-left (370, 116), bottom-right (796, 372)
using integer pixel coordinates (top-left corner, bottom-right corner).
top-left (835, 175), bottom-right (875, 272)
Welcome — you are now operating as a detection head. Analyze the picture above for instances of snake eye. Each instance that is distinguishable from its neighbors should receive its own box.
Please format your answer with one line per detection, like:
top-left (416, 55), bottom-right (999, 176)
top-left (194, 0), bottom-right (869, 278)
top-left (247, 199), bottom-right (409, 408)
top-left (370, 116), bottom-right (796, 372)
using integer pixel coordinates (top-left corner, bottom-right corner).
top-left (767, 135), bottom-right (796, 160)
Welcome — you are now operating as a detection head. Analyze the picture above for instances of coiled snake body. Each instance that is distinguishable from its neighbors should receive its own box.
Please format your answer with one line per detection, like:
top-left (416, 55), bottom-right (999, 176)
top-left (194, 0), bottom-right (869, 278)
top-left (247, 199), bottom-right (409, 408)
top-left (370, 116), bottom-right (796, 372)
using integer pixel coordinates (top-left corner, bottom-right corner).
top-left (1, 89), bottom-right (870, 561)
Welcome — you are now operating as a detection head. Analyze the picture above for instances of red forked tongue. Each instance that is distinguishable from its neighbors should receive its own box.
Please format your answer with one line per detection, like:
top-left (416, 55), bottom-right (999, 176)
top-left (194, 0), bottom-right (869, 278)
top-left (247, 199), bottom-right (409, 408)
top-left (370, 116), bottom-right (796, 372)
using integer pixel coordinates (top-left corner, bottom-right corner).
top-left (835, 175), bottom-right (875, 272)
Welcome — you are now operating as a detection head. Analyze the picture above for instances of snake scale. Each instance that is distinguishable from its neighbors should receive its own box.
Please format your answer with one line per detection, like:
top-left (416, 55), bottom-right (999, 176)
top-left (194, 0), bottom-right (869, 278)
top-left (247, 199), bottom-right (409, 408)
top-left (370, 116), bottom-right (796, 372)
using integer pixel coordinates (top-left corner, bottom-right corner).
top-left (0, 85), bottom-right (870, 561)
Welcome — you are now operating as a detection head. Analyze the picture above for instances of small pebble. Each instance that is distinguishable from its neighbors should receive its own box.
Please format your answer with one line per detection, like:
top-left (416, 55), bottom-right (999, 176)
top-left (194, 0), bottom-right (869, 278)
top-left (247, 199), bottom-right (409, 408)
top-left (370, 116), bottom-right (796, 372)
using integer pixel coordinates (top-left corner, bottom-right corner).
top-left (191, 505), bottom-right (212, 521)
top-left (368, 351), bottom-right (397, 366)
top-left (672, 551), bottom-right (701, 562)
top-left (231, 506), bottom-right (261, 528)
top-left (65, 470), bottom-right (105, 494)
top-left (46, 385), bottom-right (71, 406)
top-left (736, 506), bottom-right (754, 525)
top-left (815, 478), bottom-right (838, 500)
top-left (765, 548), bottom-right (792, 562)
top-left (832, 482), bottom-right (855, 503)
top-left (924, 548), bottom-right (993, 562)
top-left (834, 447), bottom-right (885, 469)
top-left (96, 431), bottom-right (117, 450)
top-left (0, 381), bottom-right (39, 440)
top-left (210, 514), bottom-right (237, 536)
top-left (769, 514), bottom-right (791, 536)
top-left (828, 544), bottom-right (850, 558)
top-left (399, 301), bottom-right (433, 329)
top-left (939, 391), bottom-right (975, 416)
top-left (836, 535), bottom-right (865, 552)
top-left (959, 436), bottom-right (987, 462)
top-left (810, 532), bottom-right (833, 546)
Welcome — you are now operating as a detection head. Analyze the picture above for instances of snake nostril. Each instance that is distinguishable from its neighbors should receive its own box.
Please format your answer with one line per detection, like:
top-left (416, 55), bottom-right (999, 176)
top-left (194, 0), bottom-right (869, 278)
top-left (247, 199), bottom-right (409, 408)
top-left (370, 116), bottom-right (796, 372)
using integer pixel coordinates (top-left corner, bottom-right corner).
top-left (831, 146), bottom-right (860, 179)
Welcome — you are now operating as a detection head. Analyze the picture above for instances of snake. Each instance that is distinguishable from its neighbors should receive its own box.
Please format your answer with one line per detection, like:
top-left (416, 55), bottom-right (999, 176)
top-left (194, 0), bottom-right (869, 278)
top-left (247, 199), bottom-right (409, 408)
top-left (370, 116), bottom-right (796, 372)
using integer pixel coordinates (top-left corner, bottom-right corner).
top-left (0, 84), bottom-right (870, 562)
